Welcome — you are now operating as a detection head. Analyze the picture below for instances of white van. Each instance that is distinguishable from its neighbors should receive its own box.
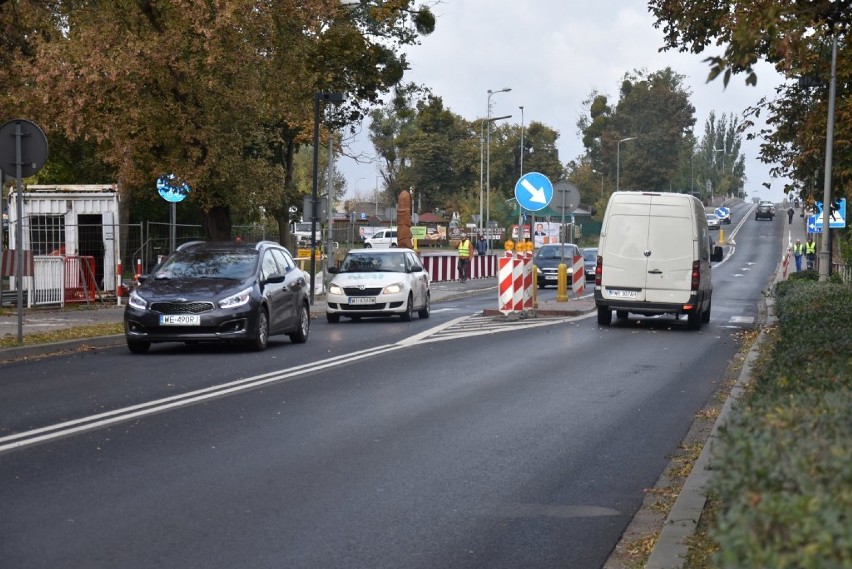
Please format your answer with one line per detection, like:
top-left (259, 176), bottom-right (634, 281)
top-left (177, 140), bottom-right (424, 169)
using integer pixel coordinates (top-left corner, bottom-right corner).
top-left (595, 191), bottom-right (715, 330)
top-left (364, 227), bottom-right (398, 248)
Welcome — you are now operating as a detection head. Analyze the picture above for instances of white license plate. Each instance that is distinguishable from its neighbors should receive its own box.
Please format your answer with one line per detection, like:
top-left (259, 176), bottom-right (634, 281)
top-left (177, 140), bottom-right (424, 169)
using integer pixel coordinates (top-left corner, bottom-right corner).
top-left (160, 315), bottom-right (201, 326)
top-left (608, 289), bottom-right (638, 298)
top-left (349, 297), bottom-right (376, 305)
top-left (545, 274), bottom-right (557, 280)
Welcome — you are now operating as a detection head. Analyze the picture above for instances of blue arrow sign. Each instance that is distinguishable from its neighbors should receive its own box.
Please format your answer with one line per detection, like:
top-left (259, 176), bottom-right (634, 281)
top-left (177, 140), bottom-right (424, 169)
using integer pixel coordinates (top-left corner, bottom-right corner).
top-left (807, 215), bottom-right (823, 234)
top-left (514, 172), bottom-right (553, 212)
top-left (157, 174), bottom-right (190, 203)
top-left (715, 206), bottom-right (730, 218)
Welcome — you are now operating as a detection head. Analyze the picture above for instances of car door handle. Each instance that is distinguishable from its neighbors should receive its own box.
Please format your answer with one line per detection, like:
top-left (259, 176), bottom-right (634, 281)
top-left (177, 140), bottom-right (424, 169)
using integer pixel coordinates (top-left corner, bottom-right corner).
top-left (648, 269), bottom-right (662, 274)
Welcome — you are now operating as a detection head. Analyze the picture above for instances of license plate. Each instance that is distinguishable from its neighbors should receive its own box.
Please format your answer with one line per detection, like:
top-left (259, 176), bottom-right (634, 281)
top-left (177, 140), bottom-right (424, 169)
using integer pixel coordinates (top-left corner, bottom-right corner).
top-left (160, 315), bottom-right (201, 326)
top-left (349, 297), bottom-right (376, 305)
top-left (545, 275), bottom-right (557, 280)
top-left (608, 289), bottom-right (638, 298)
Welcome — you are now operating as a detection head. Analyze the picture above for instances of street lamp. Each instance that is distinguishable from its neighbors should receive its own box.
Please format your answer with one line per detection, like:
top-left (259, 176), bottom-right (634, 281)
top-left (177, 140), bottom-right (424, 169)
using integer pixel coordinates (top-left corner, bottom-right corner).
top-left (593, 170), bottom-right (604, 197)
top-left (519, 106), bottom-right (525, 176)
top-left (616, 136), bottom-right (637, 192)
top-left (310, 91), bottom-right (343, 305)
top-left (486, 87), bottom-right (511, 251)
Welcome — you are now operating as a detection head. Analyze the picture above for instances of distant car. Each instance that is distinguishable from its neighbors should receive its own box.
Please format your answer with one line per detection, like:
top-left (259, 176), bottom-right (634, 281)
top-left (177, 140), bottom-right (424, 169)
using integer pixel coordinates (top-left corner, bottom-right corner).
top-left (755, 202), bottom-right (774, 220)
top-left (124, 241), bottom-right (310, 353)
top-left (364, 227), bottom-right (397, 248)
top-left (706, 213), bottom-right (721, 230)
top-left (326, 248), bottom-right (430, 322)
top-left (533, 243), bottom-right (581, 288)
top-left (582, 247), bottom-right (598, 281)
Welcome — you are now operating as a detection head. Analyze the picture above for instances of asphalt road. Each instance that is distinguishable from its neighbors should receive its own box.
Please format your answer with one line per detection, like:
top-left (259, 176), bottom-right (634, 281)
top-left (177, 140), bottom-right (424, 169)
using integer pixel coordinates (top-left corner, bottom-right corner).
top-left (0, 201), bottom-right (784, 568)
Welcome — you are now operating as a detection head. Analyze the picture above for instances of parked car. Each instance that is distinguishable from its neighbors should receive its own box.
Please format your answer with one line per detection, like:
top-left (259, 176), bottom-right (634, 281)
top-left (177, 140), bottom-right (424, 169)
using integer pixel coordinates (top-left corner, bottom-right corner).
top-left (364, 227), bottom-right (398, 248)
top-left (706, 213), bottom-right (721, 230)
top-left (533, 243), bottom-right (581, 288)
top-left (124, 241), bottom-right (310, 353)
top-left (582, 247), bottom-right (598, 281)
top-left (326, 248), bottom-right (430, 322)
top-left (755, 201), bottom-right (774, 220)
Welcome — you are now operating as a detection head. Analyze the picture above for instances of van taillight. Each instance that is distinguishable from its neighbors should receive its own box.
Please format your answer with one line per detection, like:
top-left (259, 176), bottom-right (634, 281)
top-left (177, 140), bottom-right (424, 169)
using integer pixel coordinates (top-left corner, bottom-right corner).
top-left (691, 260), bottom-right (700, 291)
top-left (596, 256), bottom-right (603, 287)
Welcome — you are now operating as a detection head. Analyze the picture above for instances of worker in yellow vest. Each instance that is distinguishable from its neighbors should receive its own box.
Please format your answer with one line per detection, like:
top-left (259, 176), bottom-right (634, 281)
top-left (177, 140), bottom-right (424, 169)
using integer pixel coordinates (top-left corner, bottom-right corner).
top-left (793, 239), bottom-right (804, 272)
top-left (805, 236), bottom-right (817, 270)
top-left (457, 233), bottom-right (472, 283)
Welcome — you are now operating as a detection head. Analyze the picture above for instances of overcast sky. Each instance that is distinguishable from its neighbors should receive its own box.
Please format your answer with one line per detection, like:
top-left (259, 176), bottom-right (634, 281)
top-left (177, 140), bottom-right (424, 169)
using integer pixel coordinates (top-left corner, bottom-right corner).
top-left (339, 0), bottom-right (792, 204)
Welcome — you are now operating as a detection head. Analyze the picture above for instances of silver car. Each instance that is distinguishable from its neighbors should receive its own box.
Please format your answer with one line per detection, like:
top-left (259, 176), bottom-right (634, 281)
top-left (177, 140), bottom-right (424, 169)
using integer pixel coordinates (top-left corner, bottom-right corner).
top-left (706, 213), bottom-right (721, 230)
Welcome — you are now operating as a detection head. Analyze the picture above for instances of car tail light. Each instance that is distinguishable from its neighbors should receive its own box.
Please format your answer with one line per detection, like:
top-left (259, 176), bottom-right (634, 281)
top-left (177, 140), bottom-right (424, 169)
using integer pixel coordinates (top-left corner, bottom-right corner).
top-left (595, 256), bottom-right (603, 287)
top-left (691, 260), bottom-right (700, 291)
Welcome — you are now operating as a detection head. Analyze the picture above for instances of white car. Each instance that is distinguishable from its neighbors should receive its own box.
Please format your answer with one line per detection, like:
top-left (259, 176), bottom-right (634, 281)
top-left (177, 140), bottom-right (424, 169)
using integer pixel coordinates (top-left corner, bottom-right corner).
top-left (364, 227), bottom-right (397, 248)
top-left (326, 248), bottom-right (430, 322)
top-left (706, 213), bottom-right (721, 230)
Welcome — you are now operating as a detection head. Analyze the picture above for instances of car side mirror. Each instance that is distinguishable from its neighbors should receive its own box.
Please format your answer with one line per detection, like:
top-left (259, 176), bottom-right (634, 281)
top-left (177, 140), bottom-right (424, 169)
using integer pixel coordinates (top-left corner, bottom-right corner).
top-left (410, 266), bottom-right (423, 273)
top-left (328, 266), bottom-right (339, 274)
top-left (264, 273), bottom-right (286, 284)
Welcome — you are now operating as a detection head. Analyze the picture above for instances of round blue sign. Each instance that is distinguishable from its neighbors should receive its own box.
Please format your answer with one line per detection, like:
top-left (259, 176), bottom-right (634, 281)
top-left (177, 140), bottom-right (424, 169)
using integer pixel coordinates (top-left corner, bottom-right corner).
top-left (514, 172), bottom-right (553, 212)
top-left (157, 174), bottom-right (190, 203)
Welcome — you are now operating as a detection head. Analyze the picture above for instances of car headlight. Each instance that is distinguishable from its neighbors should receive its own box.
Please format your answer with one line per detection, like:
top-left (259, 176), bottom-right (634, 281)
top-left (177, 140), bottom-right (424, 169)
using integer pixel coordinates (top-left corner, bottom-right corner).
top-left (382, 283), bottom-right (404, 295)
top-left (128, 290), bottom-right (147, 310)
top-left (219, 287), bottom-right (252, 309)
top-left (329, 283), bottom-right (344, 295)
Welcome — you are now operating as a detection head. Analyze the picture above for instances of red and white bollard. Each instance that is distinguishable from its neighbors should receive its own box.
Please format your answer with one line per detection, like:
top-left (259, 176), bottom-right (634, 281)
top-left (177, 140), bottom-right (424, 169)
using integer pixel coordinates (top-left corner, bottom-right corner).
top-left (498, 251), bottom-right (515, 315)
top-left (116, 259), bottom-right (123, 306)
top-left (524, 245), bottom-right (534, 310)
top-left (572, 253), bottom-right (585, 298)
top-left (513, 251), bottom-right (524, 313)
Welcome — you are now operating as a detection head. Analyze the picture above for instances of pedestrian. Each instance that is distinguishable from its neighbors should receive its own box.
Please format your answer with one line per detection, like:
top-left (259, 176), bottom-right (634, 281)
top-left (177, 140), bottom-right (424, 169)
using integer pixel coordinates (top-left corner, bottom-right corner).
top-left (788, 206), bottom-right (794, 223)
top-left (475, 233), bottom-right (487, 256)
top-left (805, 236), bottom-right (817, 270)
top-left (456, 233), bottom-right (472, 282)
top-left (793, 238), bottom-right (804, 272)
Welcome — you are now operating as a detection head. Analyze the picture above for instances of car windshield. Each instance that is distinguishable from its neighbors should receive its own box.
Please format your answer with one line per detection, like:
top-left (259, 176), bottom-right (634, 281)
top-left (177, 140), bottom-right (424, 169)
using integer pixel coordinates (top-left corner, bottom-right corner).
top-left (583, 249), bottom-right (597, 262)
top-left (154, 249), bottom-right (258, 279)
top-left (340, 252), bottom-right (407, 273)
top-left (537, 245), bottom-right (576, 259)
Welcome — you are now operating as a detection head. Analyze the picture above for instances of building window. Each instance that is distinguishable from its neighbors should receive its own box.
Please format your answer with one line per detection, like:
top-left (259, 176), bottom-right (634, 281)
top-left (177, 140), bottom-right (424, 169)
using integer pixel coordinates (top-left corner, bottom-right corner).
top-left (30, 215), bottom-right (66, 255)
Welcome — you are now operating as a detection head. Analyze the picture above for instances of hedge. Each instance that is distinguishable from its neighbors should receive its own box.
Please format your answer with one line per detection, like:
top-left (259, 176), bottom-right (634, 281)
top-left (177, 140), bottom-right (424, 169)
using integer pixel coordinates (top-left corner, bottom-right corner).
top-left (709, 281), bottom-right (852, 568)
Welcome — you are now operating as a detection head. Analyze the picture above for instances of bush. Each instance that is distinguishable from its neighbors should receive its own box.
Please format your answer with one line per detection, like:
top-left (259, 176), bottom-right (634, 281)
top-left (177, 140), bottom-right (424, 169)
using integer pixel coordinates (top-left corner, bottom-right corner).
top-left (710, 280), bottom-right (852, 567)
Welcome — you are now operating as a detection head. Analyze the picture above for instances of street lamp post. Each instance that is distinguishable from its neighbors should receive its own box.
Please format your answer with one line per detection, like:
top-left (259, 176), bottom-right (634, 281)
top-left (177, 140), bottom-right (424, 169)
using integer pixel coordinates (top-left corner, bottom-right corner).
top-left (519, 106), bottom-right (525, 176)
top-left (310, 91), bottom-right (343, 305)
top-left (616, 136), bottom-right (637, 192)
top-left (593, 170), bottom-right (604, 197)
top-left (486, 87), bottom-right (511, 251)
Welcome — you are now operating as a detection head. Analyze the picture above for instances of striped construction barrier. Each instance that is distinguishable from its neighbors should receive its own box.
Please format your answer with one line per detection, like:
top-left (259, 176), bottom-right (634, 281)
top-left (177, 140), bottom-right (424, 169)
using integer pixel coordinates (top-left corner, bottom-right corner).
top-left (513, 252), bottom-right (524, 312)
top-left (524, 250), bottom-right (533, 310)
top-left (572, 254), bottom-right (585, 297)
top-left (498, 253), bottom-right (515, 315)
top-left (420, 253), bottom-right (497, 283)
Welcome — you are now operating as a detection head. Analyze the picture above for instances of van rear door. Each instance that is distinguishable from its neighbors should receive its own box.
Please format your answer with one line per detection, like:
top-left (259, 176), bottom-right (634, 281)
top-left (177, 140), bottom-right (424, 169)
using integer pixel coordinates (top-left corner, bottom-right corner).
top-left (599, 198), bottom-right (652, 301)
top-left (644, 209), bottom-right (694, 304)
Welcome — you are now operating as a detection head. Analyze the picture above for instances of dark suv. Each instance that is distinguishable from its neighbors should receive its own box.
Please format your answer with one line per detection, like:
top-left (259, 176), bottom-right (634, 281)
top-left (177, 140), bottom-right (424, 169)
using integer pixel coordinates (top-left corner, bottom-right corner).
top-left (755, 202), bottom-right (774, 221)
top-left (124, 241), bottom-right (310, 353)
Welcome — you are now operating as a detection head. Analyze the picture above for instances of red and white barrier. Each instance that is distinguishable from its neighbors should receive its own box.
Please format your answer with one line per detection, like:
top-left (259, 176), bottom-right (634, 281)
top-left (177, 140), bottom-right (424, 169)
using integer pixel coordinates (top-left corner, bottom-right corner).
top-left (513, 252), bottom-right (524, 312)
top-left (116, 259), bottom-right (123, 306)
top-left (498, 253), bottom-right (515, 314)
top-left (524, 250), bottom-right (533, 310)
top-left (572, 253), bottom-right (585, 297)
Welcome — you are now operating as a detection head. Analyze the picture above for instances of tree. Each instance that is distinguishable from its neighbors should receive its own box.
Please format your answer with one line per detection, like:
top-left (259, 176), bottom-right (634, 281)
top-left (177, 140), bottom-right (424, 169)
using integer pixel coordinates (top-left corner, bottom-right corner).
top-left (2, 0), bottom-right (435, 242)
top-left (578, 68), bottom-right (696, 193)
top-left (649, 1), bottom-right (850, 201)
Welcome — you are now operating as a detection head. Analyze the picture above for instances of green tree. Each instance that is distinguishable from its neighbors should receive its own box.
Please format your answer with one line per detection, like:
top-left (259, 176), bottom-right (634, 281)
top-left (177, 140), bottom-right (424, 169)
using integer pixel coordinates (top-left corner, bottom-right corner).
top-left (649, 1), bottom-right (850, 202)
top-left (578, 68), bottom-right (696, 193)
top-left (2, 0), bottom-right (435, 242)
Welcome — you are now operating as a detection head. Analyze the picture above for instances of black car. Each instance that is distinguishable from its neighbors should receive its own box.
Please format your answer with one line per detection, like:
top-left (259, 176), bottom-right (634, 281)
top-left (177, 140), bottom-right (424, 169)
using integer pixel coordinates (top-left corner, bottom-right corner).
top-left (533, 243), bottom-right (581, 288)
top-left (124, 241), bottom-right (310, 353)
top-left (755, 202), bottom-right (774, 220)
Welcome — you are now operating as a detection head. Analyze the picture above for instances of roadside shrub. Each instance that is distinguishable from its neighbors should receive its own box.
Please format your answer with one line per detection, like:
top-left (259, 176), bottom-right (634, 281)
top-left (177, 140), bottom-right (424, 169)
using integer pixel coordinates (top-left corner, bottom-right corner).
top-left (709, 280), bottom-right (852, 567)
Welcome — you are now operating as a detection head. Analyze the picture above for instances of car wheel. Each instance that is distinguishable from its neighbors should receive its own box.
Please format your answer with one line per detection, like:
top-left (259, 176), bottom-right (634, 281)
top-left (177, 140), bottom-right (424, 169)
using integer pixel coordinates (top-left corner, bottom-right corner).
top-left (401, 294), bottom-right (413, 322)
top-left (701, 300), bottom-right (711, 324)
top-left (364, 243), bottom-right (372, 248)
top-left (127, 339), bottom-right (150, 354)
top-left (252, 308), bottom-right (269, 351)
top-left (418, 292), bottom-right (431, 319)
top-left (288, 303), bottom-right (310, 344)
top-left (687, 308), bottom-right (702, 331)
top-left (326, 313), bottom-right (340, 323)
top-left (597, 307), bottom-right (612, 326)
top-left (616, 310), bottom-right (628, 319)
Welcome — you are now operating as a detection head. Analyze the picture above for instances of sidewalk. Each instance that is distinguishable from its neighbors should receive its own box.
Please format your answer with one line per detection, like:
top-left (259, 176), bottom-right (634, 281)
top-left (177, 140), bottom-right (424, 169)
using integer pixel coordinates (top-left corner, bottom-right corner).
top-left (0, 277), bottom-right (594, 361)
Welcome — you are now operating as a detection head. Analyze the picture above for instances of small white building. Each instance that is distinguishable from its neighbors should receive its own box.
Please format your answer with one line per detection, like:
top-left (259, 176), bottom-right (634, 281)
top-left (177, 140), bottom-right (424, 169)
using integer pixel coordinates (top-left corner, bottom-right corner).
top-left (7, 184), bottom-right (120, 301)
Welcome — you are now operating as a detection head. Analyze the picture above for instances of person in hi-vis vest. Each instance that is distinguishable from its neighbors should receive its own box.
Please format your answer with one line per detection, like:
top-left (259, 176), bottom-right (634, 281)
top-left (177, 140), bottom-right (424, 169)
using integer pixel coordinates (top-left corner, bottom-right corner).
top-left (457, 234), bottom-right (472, 283)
